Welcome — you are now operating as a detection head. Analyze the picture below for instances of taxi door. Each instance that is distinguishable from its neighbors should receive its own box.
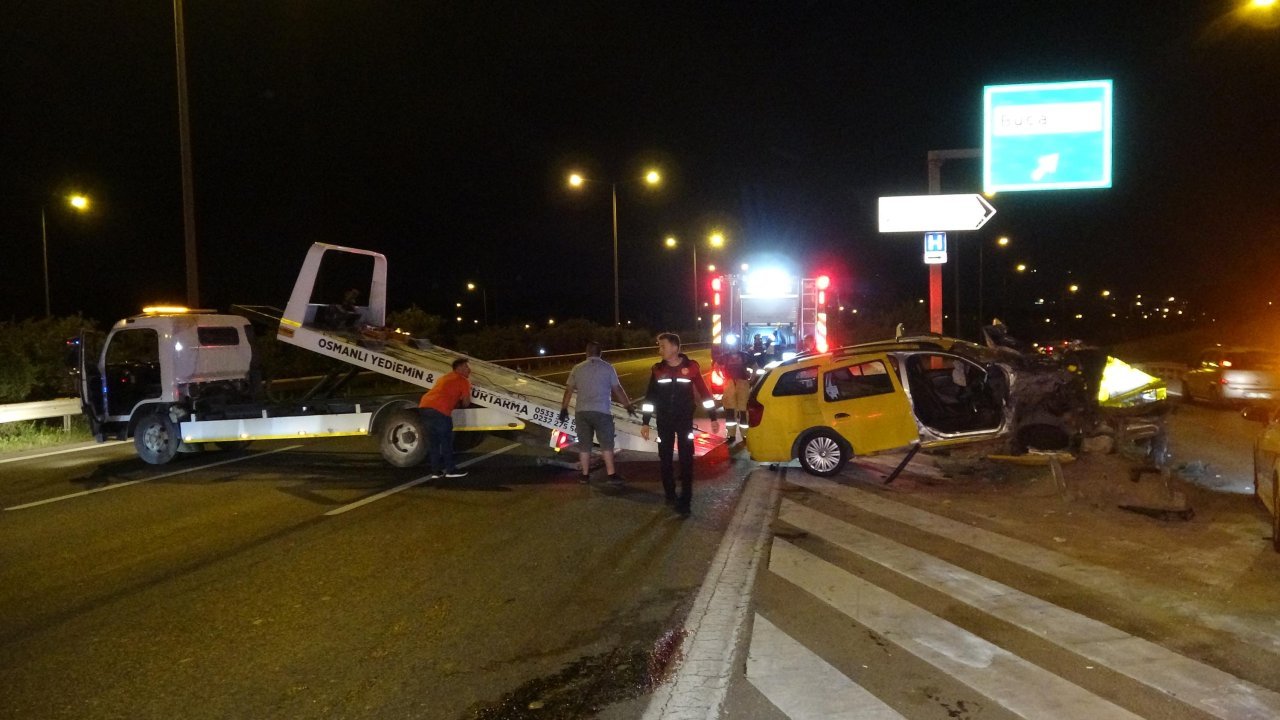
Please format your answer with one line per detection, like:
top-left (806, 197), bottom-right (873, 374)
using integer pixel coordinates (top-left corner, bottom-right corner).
top-left (820, 355), bottom-right (919, 455)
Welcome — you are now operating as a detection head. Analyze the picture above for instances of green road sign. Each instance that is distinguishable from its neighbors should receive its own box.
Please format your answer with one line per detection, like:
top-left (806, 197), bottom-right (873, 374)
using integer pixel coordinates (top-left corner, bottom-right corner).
top-left (983, 79), bottom-right (1112, 192)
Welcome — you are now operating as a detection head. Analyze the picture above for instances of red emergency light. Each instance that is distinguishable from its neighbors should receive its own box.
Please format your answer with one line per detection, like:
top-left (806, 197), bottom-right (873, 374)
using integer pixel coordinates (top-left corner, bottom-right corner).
top-left (816, 275), bottom-right (830, 290)
top-left (711, 276), bottom-right (722, 292)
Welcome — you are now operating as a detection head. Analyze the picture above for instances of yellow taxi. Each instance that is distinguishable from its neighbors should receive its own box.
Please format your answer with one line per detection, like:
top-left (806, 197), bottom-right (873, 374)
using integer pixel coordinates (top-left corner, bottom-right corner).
top-left (745, 336), bottom-right (1014, 476)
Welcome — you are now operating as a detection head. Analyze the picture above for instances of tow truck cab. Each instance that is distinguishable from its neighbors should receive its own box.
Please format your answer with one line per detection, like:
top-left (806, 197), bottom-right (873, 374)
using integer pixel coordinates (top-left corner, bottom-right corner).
top-left (76, 308), bottom-right (260, 444)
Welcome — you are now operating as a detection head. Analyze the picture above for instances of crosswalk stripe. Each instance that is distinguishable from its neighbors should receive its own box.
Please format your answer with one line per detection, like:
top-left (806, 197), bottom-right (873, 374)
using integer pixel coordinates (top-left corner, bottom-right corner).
top-left (779, 498), bottom-right (1280, 719)
top-left (747, 613), bottom-right (907, 719)
top-left (785, 474), bottom-right (1280, 656)
top-left (770, 538), bottom-right (1144, 719)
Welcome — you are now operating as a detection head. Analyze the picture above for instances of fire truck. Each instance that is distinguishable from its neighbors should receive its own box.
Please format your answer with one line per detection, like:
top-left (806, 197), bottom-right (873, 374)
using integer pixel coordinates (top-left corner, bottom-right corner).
top-left (72, 243), bottom-right (724, 466)
top-left (709, 268), bottom-right (831, 362)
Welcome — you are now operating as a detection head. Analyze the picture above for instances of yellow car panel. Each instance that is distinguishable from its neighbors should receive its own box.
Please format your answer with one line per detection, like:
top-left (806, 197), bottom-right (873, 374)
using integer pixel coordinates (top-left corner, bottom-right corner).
top-left (819, 355), bottom-right (918, 455)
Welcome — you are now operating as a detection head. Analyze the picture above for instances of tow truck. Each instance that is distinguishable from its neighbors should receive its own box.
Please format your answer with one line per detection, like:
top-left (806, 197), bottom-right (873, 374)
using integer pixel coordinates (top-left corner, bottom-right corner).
top-left (73, 243), bottom-right (724, 466)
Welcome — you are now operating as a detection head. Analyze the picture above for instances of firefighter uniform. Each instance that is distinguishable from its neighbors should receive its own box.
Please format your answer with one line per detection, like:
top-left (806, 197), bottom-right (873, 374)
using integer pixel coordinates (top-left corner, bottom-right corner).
top-left (641, 354), bottom-right (717, 513)
top-left (717, 348), bottom-right (754, 441)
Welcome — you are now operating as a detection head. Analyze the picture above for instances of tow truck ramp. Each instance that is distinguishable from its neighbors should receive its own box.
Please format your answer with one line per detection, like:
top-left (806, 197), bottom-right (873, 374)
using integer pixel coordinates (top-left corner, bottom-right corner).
top-left (276, 242), bottom-right (724, 457)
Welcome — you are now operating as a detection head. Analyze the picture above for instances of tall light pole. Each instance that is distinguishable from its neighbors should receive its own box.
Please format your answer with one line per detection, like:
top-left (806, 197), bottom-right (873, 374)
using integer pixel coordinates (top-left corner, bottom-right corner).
top-left (41, 194), bottom-right (91, 317)
top-left (568, 168), bottom-right (661, 326)
top-left (173, 0), bottom-right (199, 306)
top-left (979, 235), bottom-right (1010, 327)
top-left (664, 231), bottom-right (724, 338)
top-left (466, 281), bottom-right (488, 324)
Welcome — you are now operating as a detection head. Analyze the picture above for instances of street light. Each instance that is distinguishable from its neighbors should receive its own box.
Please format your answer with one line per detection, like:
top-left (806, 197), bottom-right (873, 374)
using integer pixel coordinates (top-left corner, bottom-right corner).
top-left (466, 281), bottom-right (488, 324)
top-left (979, 235), bottom-right (1011, 329)
top-left (41, 193), bottom-right (92, 317)
top-left (173, 0), bottom-right (199, 306)
top-left (663, 231), bottom-right (727, 337)
top-left (566, 167), bottom-right (662, 325)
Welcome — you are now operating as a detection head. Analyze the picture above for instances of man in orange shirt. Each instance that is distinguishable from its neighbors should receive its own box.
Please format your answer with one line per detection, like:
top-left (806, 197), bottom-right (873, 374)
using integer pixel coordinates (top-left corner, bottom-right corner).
top-left (418, 358), bottom-right (473, 479)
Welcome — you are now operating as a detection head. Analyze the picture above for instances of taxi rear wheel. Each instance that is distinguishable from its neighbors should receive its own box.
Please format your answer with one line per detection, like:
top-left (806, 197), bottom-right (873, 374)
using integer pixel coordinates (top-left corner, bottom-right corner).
top-left (798, 429), bottom-right (848, 477)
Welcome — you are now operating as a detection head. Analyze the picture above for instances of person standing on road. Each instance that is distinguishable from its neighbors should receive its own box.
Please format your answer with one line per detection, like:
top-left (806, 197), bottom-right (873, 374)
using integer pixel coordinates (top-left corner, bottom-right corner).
top-left (418, 357), bottom-right (473, 479)
top-left (559, 341), bottom-right (636, 485)
top-left (640, 333), bottom-right (719, 515)
top-left (716, 341), bottom-right (754, 443)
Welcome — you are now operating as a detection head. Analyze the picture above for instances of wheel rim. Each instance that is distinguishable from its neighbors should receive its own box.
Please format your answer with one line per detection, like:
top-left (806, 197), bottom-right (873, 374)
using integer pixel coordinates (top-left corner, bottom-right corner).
top-left (142, 422), bottom-right (169, 453)
top-left (389, 423), bottom-right (420, 454)
top-left (804, 436), bottom-right (842, 473)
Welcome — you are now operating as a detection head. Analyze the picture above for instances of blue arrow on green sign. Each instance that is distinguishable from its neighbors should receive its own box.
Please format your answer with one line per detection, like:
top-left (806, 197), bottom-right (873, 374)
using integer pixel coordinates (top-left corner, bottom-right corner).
top-left (983, 79), bottom-right (1113, 193)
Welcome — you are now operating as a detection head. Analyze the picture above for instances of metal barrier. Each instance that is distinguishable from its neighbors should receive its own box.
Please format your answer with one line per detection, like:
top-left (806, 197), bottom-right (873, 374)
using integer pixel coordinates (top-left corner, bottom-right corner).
top-left (0, 398), bottom-right (81, 429)
top-left (1132, 361), bottom-right (1187, 381)
top-left (492, 342), bottom-right (711, 372)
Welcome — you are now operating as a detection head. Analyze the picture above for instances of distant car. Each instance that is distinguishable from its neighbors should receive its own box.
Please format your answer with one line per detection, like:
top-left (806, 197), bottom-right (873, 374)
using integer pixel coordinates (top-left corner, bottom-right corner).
top-left (744, 336), bottom-right (1022, 476)
top-left (1182, 347), bottom-right (1280, 406)
top-left (1244, 404), bottom-right (1280, 549)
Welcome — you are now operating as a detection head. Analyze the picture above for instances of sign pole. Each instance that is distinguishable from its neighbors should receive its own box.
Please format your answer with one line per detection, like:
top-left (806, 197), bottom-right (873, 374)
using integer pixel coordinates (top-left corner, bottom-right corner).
top-left (925, 149), bottom-right (980, 335)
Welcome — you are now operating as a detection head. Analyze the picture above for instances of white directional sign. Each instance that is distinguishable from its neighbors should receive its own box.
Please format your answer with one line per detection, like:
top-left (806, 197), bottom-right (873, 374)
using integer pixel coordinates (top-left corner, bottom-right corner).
top-left (878, 194), bottom-right (997, 233)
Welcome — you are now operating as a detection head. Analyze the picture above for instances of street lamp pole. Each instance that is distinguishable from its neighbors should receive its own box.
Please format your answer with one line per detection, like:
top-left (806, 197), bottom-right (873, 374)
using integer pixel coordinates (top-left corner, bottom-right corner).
top-left (467, 282), bottom-right (489, 324)
top-left (691, 242), bottom-right (699, 337)
top-left (611, 182), bottom-right (619, 326)
top-left (173, 0), bottom-right (199, 307)
top-left (40, 206), bottom-right (50, 317)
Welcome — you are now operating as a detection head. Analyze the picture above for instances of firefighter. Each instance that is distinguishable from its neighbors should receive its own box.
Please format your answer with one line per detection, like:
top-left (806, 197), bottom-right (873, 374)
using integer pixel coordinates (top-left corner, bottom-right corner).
top-left (640, 332), bottom-right (720, 515)
top-left (716, 338), bottom-right (754, 443)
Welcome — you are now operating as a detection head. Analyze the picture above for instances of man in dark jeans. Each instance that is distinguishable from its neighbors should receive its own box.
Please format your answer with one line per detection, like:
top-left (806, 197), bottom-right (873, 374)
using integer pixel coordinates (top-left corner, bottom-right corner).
top-left (640, 333), bottom-right (720, 515)
top-left (418, 358), bottom-right (473, 479)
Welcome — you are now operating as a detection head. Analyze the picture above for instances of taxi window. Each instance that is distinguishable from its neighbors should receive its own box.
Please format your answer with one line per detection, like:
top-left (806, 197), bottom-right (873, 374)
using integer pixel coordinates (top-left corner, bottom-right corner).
top-left (772, 366), bottom-right (818, 397)
top-left (824, 360), bottom-right (895, 402)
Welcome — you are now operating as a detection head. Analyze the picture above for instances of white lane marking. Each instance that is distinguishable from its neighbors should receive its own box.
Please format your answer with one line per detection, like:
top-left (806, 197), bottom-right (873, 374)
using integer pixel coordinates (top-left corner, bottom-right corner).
top-left (4, 445), bottom-right (304, 511)
top-left (770, 539), bottom-right (1143, 719)
top-left (747, 613), bottom-right (907, 719)
top-left (780, 499), bottom-right (1280, 719)
top-left (642, 467), bottom-right (779, 720)
top-left (0, 440), bottom-right (130, 466)
top-left (787, 475), bottom-right (1280, 655)
top-left (324, 442), bottom-right (520, 516)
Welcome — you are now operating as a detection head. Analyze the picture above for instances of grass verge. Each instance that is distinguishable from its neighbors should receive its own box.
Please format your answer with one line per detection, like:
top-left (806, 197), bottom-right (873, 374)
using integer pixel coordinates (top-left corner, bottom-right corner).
top-left (0, 417), bottom-right (94, 455)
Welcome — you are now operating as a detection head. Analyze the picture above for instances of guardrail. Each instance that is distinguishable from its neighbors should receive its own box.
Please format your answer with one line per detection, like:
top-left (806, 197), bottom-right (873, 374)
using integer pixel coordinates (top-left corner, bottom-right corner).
top-left (1132, 362), bottom-right (1188, 383)
top-left (0, 398), bottom-right (81, 429)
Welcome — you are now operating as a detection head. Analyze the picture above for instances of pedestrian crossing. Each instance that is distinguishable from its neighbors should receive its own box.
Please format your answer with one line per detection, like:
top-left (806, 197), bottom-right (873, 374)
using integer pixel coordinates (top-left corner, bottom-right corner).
top-left (744, 470), bottom-right (1280, 720)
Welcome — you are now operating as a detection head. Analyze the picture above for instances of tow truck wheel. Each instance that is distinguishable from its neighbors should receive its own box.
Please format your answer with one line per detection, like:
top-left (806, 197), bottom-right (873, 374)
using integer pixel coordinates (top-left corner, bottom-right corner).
top-left (798, 429), bottom-right (848, 477)
top-left (134, 413), bottom-right (180, 465)
top-left (453, 431), bottom-right (485, 452)
top-left (381, 409), bottom-right (430, 468)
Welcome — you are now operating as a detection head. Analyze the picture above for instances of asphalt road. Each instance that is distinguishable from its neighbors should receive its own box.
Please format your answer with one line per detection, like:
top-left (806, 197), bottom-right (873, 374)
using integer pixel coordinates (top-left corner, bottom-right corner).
top-left (6, 352), bottom-right (1278, 719)
top-left (0, 349), bottom-right (743, 720)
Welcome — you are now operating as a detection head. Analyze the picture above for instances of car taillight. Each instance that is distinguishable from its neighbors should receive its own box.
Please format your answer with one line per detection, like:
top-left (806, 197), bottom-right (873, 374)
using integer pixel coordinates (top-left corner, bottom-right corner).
top-left (747, 396), bottom-right (764, 427)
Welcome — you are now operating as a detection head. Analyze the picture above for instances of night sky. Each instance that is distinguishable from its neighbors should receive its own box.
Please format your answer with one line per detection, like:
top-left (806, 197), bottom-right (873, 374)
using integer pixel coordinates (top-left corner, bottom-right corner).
top-left (3, 2), bottom-right (1277, 336)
